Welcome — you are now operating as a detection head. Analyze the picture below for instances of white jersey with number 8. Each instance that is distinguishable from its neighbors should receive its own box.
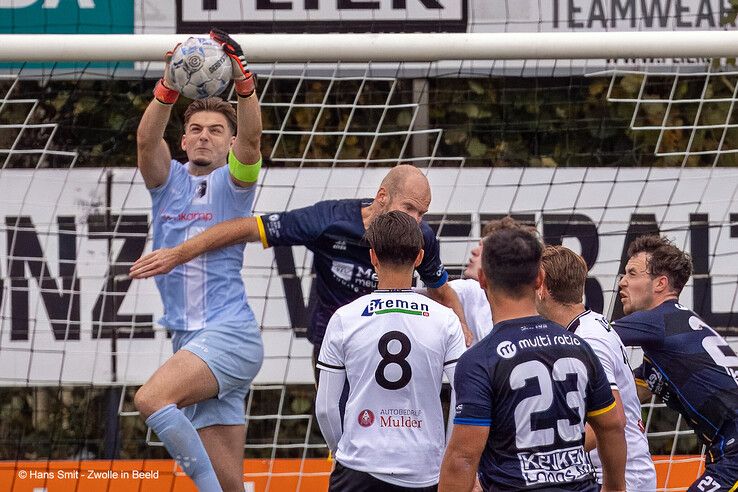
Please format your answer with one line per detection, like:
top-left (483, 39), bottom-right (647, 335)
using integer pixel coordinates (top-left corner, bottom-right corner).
top-left (317, 289), bottom-right (466, 488)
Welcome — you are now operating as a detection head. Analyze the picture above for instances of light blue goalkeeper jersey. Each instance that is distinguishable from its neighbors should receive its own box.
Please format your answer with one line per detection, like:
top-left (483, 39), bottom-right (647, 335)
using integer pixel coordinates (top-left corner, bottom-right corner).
top-left (149, 160), bottom-right (257, 331)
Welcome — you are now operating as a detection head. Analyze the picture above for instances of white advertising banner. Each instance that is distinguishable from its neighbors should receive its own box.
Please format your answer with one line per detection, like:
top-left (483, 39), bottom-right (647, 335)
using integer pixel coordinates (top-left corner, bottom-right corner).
top-left (0, 166), bottom-right (737, 385)
top-left (132, 0), bottom-right (738, 34)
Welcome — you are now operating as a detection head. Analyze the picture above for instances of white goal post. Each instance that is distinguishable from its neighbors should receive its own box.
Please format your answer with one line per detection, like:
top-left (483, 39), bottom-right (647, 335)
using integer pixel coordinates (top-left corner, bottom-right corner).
top-left (1, 31), bottom-right (738, 62)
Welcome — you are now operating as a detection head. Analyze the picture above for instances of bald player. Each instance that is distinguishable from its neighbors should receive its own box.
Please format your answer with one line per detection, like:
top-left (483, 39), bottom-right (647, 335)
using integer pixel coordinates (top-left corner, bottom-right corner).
top-left (131, 164), bottom-right (472, 374)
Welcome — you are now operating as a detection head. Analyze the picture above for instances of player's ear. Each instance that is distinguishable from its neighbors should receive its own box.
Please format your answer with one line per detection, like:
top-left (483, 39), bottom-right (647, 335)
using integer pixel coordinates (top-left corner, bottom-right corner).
top-left (369, 249), bottom-right (379, 270)
top-left (478, 268), bottom-right (488, 291)
top-left (534, 268), bottom-right (545, 291)
top-left (536, 283), bottom-right (546, 301)
top-left (375, 187), bottom-right (387, 207)
top-left (181, 133), bottom-right (187, 151)
top-left (654, 274), bottom-right (669, 294)
top-left (414, 249), bottom-right (424, 267)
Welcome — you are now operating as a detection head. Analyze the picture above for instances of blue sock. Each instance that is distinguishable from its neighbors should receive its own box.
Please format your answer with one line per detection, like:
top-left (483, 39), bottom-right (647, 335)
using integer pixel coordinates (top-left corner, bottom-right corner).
top-left (146, 404), bottom-right (222, 492)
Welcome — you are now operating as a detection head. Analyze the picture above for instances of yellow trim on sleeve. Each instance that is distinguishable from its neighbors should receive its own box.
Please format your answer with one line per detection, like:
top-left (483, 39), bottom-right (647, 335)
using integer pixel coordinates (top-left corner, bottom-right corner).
top-left (256, 216), bottom-right (269, 249)
top-left (587, 400), bottom-right (616, 418)
top-left (728, 481), bottom-right (738, 492)
top-left (635, 378), bottom-right (649, 388)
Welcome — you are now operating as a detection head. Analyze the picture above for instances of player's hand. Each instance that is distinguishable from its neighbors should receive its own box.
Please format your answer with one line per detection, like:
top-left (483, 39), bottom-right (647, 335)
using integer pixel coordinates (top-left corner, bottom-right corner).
top-left (210, 27), bottom-right (250, 81)
top-left (153, 43), bottom-right (181, 104)
top-left (162, 43), bottom-right (180, 90)
top-left (129, 248), bottom-right (183, 279)
top-left (461, 322), bottom-right (473, 347)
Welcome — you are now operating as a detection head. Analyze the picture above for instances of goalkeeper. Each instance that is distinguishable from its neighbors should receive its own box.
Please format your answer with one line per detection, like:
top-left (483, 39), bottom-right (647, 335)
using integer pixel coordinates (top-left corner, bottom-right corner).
top-left (132, 29), bottom-right (263, 492)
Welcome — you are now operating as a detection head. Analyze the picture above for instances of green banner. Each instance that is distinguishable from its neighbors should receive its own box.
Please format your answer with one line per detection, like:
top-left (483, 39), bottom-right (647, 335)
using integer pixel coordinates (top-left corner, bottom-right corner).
top-left (0, 0), bottom-right (134, 68)
top-left (0, 0), bottom-right (133, 34)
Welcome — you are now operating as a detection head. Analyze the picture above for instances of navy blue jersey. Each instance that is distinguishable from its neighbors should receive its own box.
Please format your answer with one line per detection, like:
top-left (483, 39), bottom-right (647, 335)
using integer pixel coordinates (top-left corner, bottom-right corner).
top-left (257, 199), bottom-right (447, 345)
top-left (613, 300), bottom-right (738, 451)
top-left (454, 315), bottom-right (615, 491)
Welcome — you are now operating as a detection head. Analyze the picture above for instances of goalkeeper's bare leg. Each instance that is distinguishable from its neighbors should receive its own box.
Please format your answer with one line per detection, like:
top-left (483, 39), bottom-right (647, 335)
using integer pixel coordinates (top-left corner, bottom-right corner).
top-left (135, 351), bottom-right (224, 491)
top-left (199, 425), bottom-right (247, 491)
top-left (135, 350), bottom-right (249, 492)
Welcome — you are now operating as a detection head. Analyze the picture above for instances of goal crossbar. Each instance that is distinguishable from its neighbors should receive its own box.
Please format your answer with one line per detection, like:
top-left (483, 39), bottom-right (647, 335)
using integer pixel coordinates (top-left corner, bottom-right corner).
top-left (1, 31), bottom-right (738, 62)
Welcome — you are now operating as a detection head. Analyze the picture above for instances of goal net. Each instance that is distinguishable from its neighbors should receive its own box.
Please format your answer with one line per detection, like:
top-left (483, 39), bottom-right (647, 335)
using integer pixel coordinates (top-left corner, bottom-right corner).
top-left (1, 32), bottom-right (738, 492)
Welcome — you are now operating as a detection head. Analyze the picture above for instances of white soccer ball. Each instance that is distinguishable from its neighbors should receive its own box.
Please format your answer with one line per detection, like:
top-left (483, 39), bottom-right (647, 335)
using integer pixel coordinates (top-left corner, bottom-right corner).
top-left (168, 37), bottom-right (232, 100)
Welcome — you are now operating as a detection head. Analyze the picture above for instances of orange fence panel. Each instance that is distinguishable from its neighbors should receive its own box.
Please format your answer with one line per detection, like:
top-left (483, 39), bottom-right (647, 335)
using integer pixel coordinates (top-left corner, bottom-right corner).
top-left (0, 455), bottom-right (706, 491)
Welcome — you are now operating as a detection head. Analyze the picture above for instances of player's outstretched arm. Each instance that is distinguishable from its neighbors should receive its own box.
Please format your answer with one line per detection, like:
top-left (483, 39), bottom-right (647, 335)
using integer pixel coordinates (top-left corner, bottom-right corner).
top-left (129, 217), bottom-right (261, 278)
top-left (439, 424), bottom-right (488, 492)
top-left (428, 283), bottom-right (473, 347)
top-left (588, 405), bottom-right (627, 492)
top-left (137, 45), bottom-right (180, 189)
top-left (210, 28), bottom-right (263, 187)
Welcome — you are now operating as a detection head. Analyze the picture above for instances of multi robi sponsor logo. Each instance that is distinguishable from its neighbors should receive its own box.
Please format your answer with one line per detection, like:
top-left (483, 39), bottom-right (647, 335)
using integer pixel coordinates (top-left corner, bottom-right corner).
top-left (358, 409), bottom-right (375, 427)
top-left (496, 340), bottom-right (517, 359)
top-left (379, 408), bottom-right (424, 429)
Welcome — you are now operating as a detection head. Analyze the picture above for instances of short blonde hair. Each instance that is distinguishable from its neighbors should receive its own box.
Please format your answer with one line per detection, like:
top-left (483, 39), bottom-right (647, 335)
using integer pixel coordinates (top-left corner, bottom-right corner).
top-left (541, 245), bottom-right (588, 304)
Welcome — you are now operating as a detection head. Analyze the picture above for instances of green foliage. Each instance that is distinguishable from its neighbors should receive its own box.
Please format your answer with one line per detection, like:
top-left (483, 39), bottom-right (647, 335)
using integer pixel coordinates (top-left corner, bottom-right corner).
top-left (0, 385), bottom-right (330, 460)
top-left (0, 387), bottom-right (165, 460)
top-left (0, 383), bottom-right (698, 460)
top-left (4, 73), bottom-right (738, 170)
top-left (430, 77), bottom-right (640, 167)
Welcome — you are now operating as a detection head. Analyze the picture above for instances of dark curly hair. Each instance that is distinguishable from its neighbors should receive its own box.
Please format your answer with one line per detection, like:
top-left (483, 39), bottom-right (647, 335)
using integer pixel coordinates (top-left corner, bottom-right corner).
top-left (627, 235), bottom-right (693, 294)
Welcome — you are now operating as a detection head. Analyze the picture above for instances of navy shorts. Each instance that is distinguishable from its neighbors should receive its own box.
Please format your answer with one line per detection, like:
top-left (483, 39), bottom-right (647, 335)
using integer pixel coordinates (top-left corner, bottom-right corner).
top-left (688, 420), bottom-right (738, 492)
top-left (687, 457), bottom-right (738, 492)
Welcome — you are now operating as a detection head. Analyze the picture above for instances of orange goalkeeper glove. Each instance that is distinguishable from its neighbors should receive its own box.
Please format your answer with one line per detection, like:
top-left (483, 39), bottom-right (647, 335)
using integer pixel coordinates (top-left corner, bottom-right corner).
top-left (154, 44), bottom-right (181, 105)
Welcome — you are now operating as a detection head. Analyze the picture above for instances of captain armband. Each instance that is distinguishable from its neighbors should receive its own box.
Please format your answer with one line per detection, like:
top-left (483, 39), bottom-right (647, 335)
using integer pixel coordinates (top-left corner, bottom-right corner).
top-left (228, 150), bottom-right (262, 183)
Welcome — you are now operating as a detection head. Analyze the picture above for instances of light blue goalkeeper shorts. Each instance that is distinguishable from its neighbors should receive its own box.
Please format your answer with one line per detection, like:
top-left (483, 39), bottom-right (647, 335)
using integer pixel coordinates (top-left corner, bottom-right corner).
top-left (172, 320), bottom-right (263, 429)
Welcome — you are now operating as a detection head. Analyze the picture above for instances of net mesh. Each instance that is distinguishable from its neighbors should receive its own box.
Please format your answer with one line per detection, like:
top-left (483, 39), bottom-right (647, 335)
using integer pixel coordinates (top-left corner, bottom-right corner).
top-left (1, 58), bottom-right (738, 491)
